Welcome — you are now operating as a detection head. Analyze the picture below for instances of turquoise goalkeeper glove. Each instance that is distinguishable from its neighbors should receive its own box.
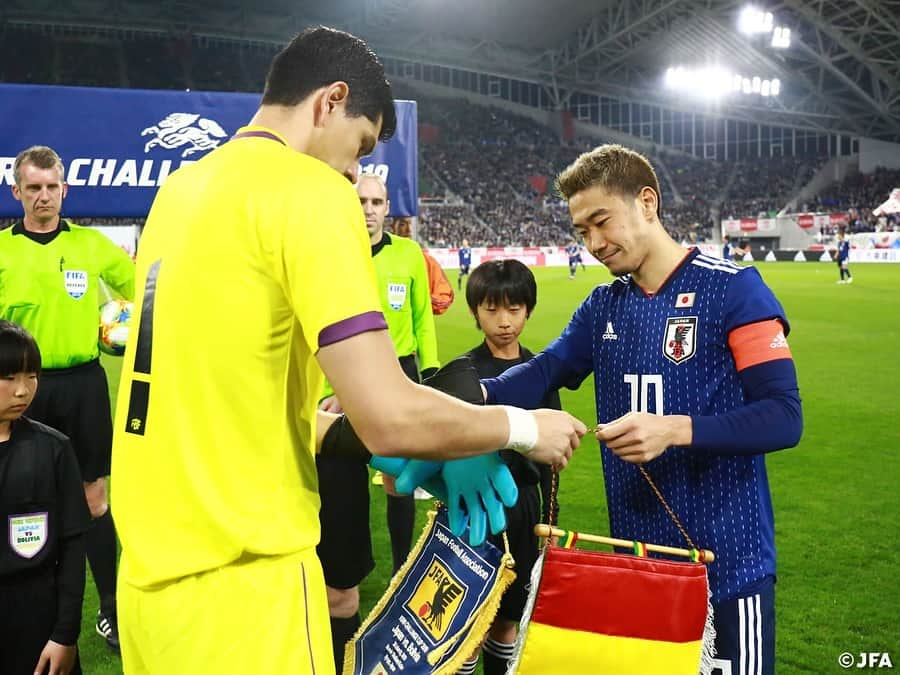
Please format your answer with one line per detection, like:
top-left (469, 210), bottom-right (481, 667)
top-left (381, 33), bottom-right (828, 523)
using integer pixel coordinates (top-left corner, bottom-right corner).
top-left (373, 454), bottom-right (518, 547)
top-left (369, 355), bottom-right (518, 545)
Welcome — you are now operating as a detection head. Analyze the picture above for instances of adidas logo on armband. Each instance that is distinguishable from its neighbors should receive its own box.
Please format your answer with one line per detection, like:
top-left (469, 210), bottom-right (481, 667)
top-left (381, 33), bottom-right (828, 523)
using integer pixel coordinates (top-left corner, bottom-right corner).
top-left (770, 331), bottom-right (788, 349)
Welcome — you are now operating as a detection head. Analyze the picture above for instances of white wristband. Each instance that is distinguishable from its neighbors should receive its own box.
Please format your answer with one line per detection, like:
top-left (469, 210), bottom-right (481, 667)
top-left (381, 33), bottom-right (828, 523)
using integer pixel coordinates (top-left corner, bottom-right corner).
top-left (503, 406), bottom-right (539, 455)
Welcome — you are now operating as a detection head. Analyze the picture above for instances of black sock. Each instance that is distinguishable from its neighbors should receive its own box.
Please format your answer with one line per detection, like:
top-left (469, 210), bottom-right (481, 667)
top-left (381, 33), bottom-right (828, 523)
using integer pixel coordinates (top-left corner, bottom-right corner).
top-left (330, 613), bottom-right (360, 671)
top-left (387, 494), bottom-right (415, 573)
top-left (86, 509), bottom-right (118, 615)
top-left (482, 638), bottom-right (516, 675)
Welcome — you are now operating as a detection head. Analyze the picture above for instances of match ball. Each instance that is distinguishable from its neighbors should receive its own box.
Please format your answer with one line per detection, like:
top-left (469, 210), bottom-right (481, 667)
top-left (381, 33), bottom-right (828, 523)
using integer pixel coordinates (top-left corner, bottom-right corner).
top-left (99, 299), bottom-right (133, 356)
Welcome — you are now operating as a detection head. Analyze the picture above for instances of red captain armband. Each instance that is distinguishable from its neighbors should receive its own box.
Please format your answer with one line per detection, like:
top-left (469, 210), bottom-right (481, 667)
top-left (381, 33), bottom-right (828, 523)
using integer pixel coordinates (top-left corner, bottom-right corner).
top-left (727, 318), bottom-right (793, 371)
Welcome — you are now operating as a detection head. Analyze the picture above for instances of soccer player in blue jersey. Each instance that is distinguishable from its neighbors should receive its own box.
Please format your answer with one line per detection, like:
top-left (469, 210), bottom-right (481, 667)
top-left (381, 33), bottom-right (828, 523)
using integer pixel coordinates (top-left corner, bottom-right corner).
top-left (565, 240), bottom-right (585, 279)
top-left (478, 145), bottom-right (803, 674)
top-left (458, 238), bottom-right (472, 289)
top-left (835, 231), bottom-right (853, 284)
top-left (722, 235), bottom-right (735, 261)
top-left (723, 235), bottom-right (747, 262)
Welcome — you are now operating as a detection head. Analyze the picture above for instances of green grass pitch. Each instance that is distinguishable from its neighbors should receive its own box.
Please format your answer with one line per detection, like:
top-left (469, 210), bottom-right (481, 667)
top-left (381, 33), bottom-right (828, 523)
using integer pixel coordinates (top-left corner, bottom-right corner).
top-left (81, 261), bottom-right (899, 673)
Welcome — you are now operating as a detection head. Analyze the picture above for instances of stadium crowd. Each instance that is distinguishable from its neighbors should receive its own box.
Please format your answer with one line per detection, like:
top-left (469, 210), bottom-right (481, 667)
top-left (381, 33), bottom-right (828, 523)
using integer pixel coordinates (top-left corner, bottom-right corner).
top-left (2, 26), bottom-right (895, 246)
top-left (812, 167), bottom-right (900, 233)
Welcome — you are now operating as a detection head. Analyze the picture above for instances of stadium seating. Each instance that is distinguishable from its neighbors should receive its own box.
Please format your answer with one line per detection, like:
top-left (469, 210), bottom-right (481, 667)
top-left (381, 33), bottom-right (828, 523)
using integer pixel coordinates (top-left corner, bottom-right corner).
top-left (2, 26), bottom-right (893, 245)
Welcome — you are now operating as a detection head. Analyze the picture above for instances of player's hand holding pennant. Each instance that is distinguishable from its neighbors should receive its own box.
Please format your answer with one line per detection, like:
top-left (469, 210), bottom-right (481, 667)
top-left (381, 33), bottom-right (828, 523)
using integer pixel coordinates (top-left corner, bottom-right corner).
top-left (343, 506), bottom-right (516, 675)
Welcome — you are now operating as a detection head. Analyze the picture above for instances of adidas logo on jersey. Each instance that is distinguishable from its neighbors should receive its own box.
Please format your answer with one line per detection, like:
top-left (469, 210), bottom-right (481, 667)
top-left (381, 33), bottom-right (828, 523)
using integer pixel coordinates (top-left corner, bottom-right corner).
top-left (602, 322), bottom-right (618, 341)
top-left (770, 331), bottom-right (789, 349)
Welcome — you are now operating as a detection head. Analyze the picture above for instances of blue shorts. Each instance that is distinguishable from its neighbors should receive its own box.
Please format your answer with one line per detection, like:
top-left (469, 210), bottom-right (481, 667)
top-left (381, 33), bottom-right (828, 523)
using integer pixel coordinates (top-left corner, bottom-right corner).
top-left (710, 576), bottom-right (775, 675)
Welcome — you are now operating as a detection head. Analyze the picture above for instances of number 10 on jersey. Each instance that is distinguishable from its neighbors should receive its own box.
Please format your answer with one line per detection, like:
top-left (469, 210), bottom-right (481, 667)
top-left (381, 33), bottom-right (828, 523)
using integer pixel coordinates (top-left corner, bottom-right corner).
top-left (624, 374), bottom-right (663, 415)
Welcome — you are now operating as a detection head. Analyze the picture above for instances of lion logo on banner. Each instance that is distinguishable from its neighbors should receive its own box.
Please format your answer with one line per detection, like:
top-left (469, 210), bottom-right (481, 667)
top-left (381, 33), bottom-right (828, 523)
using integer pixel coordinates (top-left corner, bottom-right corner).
top-left (141, 113), bottom-right (228, 157)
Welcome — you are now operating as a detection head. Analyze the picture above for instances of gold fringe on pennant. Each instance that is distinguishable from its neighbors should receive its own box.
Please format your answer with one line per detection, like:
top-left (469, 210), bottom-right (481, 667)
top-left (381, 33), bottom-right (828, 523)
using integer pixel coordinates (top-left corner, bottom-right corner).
top-left (342, 510), bottom-right (517, 675)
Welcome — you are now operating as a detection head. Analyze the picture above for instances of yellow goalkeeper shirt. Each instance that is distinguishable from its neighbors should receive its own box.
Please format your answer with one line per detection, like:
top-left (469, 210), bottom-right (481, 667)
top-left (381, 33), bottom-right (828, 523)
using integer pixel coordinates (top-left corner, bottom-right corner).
top-left (112, 126), bottom-right (385, 588)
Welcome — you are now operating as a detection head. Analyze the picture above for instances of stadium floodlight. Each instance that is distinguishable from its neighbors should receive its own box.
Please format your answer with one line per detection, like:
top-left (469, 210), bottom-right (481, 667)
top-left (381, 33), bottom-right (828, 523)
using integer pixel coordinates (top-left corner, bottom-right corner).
top-left (771, 26), bottom-right (791, 48)
top-left (739, 6), bottom-right (774, 34)
top-left (665, 66), bottom-right (687, 88)
top-left (664, 65), bottom-right (781, 99)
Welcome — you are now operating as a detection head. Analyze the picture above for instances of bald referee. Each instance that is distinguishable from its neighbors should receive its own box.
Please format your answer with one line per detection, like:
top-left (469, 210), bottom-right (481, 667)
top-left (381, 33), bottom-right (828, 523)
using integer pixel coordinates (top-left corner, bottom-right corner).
top-left (111, 26), bottom-right (585, 675)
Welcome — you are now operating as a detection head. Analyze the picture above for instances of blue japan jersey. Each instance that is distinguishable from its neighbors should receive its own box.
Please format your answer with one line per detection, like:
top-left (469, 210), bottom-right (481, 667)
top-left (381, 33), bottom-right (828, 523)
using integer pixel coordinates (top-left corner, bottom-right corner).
top-left (838, 239), bottom-right (850, 262)
top-left (542, 249), bottom-right (789, 603)
top-left (459, 247), bottom-right (471, 266)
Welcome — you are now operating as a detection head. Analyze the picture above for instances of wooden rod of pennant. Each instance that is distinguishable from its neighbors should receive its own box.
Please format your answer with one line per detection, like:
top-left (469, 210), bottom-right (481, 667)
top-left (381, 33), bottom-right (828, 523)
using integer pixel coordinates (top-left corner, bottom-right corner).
top-left (534, 524), bottom-right (715, 563)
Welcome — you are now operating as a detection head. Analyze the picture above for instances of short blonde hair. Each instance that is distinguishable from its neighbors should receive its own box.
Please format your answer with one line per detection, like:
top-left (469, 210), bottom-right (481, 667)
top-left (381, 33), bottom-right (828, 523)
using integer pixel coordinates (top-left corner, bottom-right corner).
top-left (14, 146), bottom-right (65, 186)
top-left (356, 173), bottom-right (388, 199)
top-left (556, 144), bottom-right (661, 218)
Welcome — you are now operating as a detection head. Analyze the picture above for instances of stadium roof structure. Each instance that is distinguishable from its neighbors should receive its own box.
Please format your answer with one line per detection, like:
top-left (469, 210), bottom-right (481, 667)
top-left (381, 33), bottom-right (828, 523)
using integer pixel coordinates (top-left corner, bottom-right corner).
top-left (5, 0), bottom-right (900, 141)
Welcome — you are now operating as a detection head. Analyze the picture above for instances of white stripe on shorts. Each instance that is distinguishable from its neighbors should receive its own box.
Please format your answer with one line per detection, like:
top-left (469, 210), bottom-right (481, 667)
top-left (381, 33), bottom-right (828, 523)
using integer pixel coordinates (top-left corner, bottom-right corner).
top-left (739, 594), bottom-right (762, 675)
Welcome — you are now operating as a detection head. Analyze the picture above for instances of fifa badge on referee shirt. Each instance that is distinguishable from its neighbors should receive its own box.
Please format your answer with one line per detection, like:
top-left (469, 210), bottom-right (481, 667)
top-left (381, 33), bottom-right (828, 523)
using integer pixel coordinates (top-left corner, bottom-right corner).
top-left (64, 270), bottom-right (88, 299)
top-left (663, 316), bottom-right (698, 364)
top-left (388, 283), bottom-right (408, 310)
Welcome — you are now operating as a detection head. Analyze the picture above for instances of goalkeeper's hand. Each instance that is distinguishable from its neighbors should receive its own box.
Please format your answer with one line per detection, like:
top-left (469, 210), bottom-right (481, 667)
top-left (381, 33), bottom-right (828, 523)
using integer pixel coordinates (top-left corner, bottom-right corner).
top-left (330, 355), bottom-right (518, 545)
top-left (371, 453), bottom-right (517, 547)
top-left (403, 356), bottom-right (518, 545)
top-left (365, 354), bottom-right (485, 483)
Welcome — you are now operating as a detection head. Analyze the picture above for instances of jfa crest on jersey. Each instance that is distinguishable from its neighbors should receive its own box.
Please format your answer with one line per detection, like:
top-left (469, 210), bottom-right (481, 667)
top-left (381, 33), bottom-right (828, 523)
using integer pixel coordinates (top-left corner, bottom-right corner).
top-left (663, 316), bottom-right (697, 364)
